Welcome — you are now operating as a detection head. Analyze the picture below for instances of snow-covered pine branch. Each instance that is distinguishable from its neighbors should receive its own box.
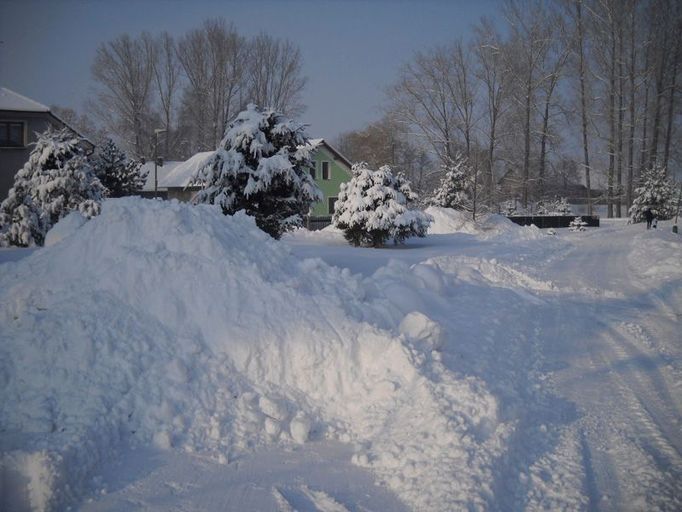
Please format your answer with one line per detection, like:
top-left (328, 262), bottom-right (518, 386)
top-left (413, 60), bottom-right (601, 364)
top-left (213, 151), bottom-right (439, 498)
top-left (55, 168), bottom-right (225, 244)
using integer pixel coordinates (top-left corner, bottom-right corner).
top-left (92, 139), bottom-right (147, 197)
top-left (332, 163), bottom-right (432, 247)
top-left (192, 104), bottom-right (322, 239)
top-left (0, 127), bottom-right (104, 247)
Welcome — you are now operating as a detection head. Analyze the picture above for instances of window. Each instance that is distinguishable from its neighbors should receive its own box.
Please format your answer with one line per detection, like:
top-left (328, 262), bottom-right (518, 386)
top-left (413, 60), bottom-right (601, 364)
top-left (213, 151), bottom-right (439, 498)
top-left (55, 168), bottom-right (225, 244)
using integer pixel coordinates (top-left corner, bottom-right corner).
top-left (0, 121), bottom-right (25, 147)
top-left (328, 197), bottom-right (338, 215)
top-left (310, 161), bottom-right (317, 180)
top-left (322, 161), bottom-right (330, 180)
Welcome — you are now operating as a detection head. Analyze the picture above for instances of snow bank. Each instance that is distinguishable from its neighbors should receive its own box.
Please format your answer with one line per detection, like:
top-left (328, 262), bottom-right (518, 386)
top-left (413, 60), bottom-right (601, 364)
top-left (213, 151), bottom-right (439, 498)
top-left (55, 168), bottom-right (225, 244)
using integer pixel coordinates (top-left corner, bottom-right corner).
top-left (426, 206), bottom-right (544, 240)
top-left (0, 198), bottom-right (507, 511)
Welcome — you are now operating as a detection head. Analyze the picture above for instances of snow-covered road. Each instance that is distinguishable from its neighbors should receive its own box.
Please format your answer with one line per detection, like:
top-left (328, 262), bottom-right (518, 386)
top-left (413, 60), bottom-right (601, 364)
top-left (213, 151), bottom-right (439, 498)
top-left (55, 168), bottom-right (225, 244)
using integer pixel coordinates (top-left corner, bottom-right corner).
top-left (536, 223), bottom-right (682, 510)
top-left (1, 202), bottom-right (680, 511)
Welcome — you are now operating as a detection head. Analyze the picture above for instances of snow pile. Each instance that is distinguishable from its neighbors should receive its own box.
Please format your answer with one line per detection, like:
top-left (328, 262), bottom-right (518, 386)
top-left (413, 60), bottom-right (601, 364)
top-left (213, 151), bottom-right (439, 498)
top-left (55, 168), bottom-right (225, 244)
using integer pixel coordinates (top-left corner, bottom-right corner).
top-left (0, 198), bottom-right (507, 511)
top-left (628, 228), bottom-right (682, 283)
top-left (426, 206), bottom-right (544, 240)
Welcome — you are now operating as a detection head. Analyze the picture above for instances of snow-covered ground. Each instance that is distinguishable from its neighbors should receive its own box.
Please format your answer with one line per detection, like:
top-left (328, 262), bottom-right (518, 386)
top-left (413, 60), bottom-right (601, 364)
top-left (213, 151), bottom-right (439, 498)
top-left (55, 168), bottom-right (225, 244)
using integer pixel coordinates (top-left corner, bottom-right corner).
top-left (1, 200), bottom-right (680, 511)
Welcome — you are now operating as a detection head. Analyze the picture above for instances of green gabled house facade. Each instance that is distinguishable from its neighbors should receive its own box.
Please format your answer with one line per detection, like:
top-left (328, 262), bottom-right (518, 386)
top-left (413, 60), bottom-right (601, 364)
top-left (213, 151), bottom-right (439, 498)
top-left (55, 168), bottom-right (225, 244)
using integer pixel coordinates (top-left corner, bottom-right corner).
top-left (307, 138), bottom-right (353, 220)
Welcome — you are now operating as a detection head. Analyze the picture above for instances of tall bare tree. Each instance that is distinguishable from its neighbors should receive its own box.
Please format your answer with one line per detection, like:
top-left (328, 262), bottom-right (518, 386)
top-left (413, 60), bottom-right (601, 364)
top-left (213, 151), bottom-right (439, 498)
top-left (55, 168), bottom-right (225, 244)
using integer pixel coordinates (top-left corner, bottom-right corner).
top-left (474, 17), bottom-right (509, 208)
top-left (177, 19), bottom-right (248, 151)
top-left (91, 32), bottom-right (156, 157)
top-left (152, 32), bottom-right (182, 158)
top-left (247, 33), bottom-right (307, 116)
top-left (504, 0), bottom-right (553, 207)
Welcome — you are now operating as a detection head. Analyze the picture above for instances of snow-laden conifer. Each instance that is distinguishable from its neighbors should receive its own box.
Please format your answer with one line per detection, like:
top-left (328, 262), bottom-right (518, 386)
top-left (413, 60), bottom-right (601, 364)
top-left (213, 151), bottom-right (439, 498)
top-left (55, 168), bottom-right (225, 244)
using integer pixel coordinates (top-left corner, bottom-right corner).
top-left (0, 127), bottom-right (104, 247)
top-left (192, 104), bottom-right (322, 238)
top-left (333, 163), bottom-right (432, 247)
top-left (629, 164), bottom-right (677, 222)
top-left (569, 216), bottom-right (587, 232)
top-left (92, 139), bottom-right (147, 197)
top-left (431, 155), bottom-right (471, 210)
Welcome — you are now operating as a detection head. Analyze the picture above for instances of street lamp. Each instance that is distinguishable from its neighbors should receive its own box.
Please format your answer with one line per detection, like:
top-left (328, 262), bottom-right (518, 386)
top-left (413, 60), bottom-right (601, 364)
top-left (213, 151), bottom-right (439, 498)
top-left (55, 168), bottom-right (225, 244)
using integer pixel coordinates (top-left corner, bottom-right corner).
top-left (154, 128), bottom-right (167, 198)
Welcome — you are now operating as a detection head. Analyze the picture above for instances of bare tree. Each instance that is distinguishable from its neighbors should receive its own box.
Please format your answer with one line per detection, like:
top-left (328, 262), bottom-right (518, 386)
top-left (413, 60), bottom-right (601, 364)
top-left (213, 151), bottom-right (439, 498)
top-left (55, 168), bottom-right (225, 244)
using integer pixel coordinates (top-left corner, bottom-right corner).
top-left (90, 33), bottom-right (156, 157)
top-left (504, 0), bottom-right (553, 207)
top-left (177, 19), bottom-right (248, 151)
top-left (574, 0), bottom-right (593, 215)
top-left (247, 33), bottom-right (307, 116)
top-left (537, 12), bottom-right (570, 199)
top-left (662, 3), bottom-right (681, 170)
top-left (152, 32), bottom-right (182, 158)
top-left (474, 17), bottom-right (509, 208)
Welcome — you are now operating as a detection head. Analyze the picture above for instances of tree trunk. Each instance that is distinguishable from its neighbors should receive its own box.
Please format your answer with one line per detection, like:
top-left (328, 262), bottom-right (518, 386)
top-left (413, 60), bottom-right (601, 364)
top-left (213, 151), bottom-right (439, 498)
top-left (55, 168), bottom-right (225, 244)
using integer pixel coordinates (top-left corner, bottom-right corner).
top-left (616, 16), bottom-right (625, 217)
top-left (539, 93), bottom-right (551, 199)
top-left (662, 27), bottom-right (679, 171)
top-left (608, 17), bottom-right (617, 219)
top-left (577, 0), bottom-right (592, 216)
top-left (639, 37), bottom-right (651, 175)
top-left (522, 65), bottom-right (532, 208)
top-left (627, 3), bottom-right (636, 210)
top-left (648, 22), bottom-right (668, 168)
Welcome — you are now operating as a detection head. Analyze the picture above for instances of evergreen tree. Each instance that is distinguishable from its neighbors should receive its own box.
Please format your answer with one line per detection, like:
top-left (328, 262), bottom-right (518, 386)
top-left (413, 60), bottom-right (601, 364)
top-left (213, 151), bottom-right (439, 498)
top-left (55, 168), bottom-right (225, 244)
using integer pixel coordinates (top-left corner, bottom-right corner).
top-left (569, 216), bottom-right (587, 232)
top-left (192, 104), bottom-right (322, 238)
top-left (431, 155), bottom-right (471, 210)
top-left (92, 139), bottom-right (147, 197)
top-left (629, 164), bottom-right (677, 222)
top-left (333, 163), bottom-right (432, 247)
top-left (0, 127), bottom-right (104, 247)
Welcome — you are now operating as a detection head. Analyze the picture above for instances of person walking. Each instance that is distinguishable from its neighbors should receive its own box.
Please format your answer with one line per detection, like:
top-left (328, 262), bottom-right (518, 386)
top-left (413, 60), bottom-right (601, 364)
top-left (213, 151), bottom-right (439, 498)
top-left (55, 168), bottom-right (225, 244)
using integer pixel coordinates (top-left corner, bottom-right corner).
top-left (644, 207), bottom-right (654, 229)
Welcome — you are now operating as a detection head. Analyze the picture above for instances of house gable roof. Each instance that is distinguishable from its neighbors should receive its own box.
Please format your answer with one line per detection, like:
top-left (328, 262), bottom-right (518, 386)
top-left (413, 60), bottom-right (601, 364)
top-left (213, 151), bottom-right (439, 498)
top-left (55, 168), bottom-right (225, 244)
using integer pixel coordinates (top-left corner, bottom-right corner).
top-left (0, 87), bottom-right (50, 112)
top-left (0, 86), bottom-right (95, 150)
top-left (310, 138), bottom-right (353, 171)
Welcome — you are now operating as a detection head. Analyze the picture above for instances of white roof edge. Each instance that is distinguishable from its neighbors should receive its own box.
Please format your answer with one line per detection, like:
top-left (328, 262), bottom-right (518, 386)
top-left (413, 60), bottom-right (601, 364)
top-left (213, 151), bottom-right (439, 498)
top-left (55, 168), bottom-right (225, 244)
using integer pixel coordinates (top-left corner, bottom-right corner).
top-left (0, 87), bottom-right (50, 112)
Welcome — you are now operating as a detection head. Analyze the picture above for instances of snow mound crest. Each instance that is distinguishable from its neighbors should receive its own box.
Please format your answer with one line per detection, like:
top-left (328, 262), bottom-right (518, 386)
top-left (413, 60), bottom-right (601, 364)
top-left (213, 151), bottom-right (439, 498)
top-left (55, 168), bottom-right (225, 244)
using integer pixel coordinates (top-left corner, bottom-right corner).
top-left (1, 198), bottom-right (506, 511)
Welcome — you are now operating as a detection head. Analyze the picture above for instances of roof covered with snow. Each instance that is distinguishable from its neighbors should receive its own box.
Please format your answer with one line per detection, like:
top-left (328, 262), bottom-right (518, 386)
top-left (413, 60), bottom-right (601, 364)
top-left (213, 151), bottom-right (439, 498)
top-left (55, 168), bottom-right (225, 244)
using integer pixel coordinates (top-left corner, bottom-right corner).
top-left (140, 160), bottom-right (185, 191)
top-left (0, 87), bottom-right (50, 112)
top-left (158, 151), bottom-right (215, 188)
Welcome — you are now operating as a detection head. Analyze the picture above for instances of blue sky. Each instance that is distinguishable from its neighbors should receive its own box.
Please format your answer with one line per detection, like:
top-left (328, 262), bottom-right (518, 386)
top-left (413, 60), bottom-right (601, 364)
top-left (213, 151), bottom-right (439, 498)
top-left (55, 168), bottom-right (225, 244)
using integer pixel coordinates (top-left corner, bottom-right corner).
top-left (0, 0), bottom-right (501, 139)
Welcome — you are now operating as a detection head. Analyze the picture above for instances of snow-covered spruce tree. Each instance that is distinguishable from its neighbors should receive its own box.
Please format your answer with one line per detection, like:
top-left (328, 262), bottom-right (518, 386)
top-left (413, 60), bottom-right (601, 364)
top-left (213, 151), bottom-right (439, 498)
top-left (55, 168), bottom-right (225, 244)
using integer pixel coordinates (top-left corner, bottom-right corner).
top-left (192, 104), bottom-right (322, 239)
top-left (332, 163), bottom-right (432, 247)
top-left (552, 197), bottom-right (572, 215)
top-left (431, 155), bottom-right (471, 210)
top-left (629, 164), bottom-right (677, 222)
top-left (569, 216), bottom-right (587, 232)
top-left (0, 127), bottom-right (104, 247)
top-left (92, 139), bottom-right (147, 197)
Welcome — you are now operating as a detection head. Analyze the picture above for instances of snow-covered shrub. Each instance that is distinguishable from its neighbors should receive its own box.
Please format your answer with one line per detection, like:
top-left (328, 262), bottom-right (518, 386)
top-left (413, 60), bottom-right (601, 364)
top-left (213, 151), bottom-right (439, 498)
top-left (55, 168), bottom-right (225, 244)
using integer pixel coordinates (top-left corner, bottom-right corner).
top-left (629, 164), bottom-right (677, 222)
top-left (568, 216), bottom-right (587, 232)
top-left (535, 197), bottom-right (572, 216)
top-left (333, 163), bottom-right (432, 247)
top-left (92, 139), bottom-right (147, 197)
top-left (0, 127), bottom-right (104, 247)
top-left (192, 104), bottom-right (322, 239)
top-left (431, 154), bottom-right (471, 210)
top-left (552, 197), bottom-right (572, 215)
top-left (502, 200), bottom-right (517, 216)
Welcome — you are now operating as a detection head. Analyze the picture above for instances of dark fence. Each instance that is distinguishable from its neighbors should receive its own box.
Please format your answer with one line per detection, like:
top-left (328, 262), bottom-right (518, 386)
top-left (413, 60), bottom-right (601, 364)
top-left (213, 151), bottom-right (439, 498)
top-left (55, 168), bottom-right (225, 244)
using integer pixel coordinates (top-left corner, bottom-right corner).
top-left (306, 216), bottom-right (333, 231)
top-left (507, 215), bottom-right (600, 228)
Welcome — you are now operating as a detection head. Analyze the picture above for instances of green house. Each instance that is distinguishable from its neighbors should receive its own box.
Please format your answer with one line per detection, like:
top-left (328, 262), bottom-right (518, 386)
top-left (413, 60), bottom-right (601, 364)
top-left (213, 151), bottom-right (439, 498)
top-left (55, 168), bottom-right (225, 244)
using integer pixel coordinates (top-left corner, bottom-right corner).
top-left (308, 138), bottom-right (353, 219)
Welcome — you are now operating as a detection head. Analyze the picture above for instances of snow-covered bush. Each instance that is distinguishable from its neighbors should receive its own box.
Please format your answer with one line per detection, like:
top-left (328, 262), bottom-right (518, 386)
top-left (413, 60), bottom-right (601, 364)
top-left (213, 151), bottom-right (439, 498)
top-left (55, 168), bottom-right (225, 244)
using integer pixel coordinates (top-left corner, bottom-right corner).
top-left (0, 127), bottom-right (104, 247)
top-left (569, 216), bottom-right (587, 232)
top-left (535, 197), bottom-right (572, 216)
top-left (192, 104), bottom-right (322, 239)
top-left (333, 163), bottom-right (432, 247)
top-left (629, 164), bottom-right (677, 222)
top-left (431, 154), bottom-right (471, 210)
top-left (92, 139), bottom-right (147, 197)
top-left (502, 200), bottom-right (517, 216)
